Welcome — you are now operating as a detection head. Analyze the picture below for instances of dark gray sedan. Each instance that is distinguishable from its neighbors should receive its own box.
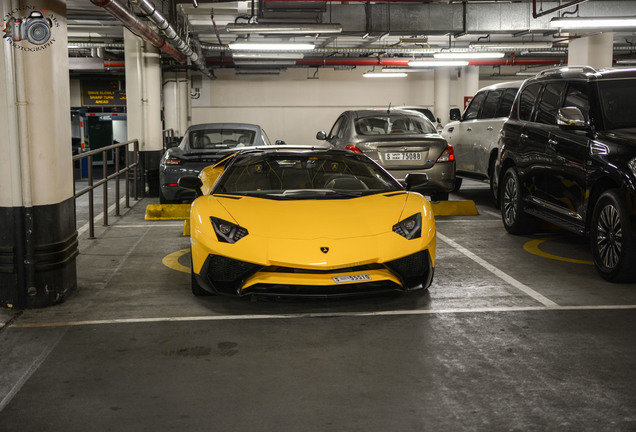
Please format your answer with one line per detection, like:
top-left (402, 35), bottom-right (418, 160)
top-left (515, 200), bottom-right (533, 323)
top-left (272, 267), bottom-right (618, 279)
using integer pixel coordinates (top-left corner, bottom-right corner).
top-left (317, 109), bottom-right (456, 200)
top-left (159, 123), bottom-right (273, 203)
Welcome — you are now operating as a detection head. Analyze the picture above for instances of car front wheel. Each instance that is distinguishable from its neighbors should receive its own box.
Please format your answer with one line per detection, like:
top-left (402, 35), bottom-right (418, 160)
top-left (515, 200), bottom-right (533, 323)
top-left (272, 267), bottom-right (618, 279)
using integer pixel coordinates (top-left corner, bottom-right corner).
top-left (501, 167), bottom-right (537, 235)
top-left (590, 189), bottom-right (636, 282)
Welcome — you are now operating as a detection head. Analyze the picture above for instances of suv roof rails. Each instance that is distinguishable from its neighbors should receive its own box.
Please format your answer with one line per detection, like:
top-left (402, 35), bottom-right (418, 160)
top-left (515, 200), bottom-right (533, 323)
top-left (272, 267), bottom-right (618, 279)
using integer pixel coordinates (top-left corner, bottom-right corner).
top-left (536, 66), bottom-right (598, 77)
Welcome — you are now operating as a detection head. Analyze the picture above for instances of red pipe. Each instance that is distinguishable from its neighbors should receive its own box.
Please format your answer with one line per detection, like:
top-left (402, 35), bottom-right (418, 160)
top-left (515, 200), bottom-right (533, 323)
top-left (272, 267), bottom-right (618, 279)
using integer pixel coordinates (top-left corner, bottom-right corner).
top-left (90, 0), bottom-right (186, 64)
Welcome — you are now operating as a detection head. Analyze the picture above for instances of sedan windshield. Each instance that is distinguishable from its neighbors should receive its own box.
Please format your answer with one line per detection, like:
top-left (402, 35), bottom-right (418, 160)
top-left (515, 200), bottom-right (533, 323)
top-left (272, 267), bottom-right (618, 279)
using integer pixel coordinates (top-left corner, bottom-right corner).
top-left (214, 152), bottom-right (403, 199)
top-left (189, 129), bottom-right (256, 149)
top-left (355, 115), bottom-right (437, 136)
top-left (597, 79), bottom-right (636, 130)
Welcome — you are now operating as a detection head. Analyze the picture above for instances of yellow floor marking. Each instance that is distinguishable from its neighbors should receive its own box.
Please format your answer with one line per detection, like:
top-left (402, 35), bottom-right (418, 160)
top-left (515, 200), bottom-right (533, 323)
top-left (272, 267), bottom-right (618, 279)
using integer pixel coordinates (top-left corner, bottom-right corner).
top-left (523, 237), bottom-right (593, 265)
top-left (431, 200), bottom-right (479, 216)
top-left (145, 204), bottom-right (191, 220)
top-left (162, 248), bottom-right (191, 273)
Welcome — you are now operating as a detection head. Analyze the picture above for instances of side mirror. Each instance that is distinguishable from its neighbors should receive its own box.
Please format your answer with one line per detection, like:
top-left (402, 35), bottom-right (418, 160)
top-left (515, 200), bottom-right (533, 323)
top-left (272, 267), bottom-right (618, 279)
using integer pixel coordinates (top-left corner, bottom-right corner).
top-left (405, 173), bottom-right (429, 191)
top-left (275, 140), bottom-right (286, 145)
top-left (316, 131), bottom-right (327, 140)
top-left (178, 176), bottom-right (203, 197)
top-left (557, 107), bottom-right (589, 129)
top-left (449, 108), bottom-right (462, 121)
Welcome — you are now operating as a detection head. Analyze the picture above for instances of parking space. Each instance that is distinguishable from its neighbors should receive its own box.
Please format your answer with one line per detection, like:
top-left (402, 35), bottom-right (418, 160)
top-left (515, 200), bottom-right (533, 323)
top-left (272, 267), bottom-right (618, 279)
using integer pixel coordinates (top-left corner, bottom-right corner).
top-left (1, 180), bottom-right (635, 431)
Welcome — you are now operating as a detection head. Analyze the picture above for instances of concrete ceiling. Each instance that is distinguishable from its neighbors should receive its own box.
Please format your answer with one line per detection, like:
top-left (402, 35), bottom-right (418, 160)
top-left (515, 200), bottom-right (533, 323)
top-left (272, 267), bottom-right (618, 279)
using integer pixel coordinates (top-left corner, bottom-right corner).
top-left (67, 0), bottom-right (636, 77)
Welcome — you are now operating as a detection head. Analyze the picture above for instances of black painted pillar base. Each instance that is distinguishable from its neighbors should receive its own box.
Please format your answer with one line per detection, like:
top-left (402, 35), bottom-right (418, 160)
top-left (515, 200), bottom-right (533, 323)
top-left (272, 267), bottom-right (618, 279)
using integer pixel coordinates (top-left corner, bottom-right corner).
top-left (0, 197), bottom-right (78, 309)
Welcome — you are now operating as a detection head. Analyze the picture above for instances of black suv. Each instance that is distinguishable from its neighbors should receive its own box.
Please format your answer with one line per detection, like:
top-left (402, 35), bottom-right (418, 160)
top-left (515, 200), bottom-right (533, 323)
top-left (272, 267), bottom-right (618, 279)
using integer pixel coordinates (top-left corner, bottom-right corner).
top-left (496, 66), bottom-right (636, 282)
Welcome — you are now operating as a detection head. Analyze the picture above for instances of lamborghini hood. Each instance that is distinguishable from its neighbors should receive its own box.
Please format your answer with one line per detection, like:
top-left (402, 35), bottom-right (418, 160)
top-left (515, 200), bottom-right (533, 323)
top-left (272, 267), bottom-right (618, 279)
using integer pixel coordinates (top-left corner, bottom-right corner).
top-left (214, 192), bottom-right (412, 239)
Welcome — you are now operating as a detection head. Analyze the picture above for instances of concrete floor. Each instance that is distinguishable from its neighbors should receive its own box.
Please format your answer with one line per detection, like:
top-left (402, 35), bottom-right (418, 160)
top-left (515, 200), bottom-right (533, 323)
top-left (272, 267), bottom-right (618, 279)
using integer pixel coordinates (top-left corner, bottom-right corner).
top-left (1, 180), bottom-right (635, 431)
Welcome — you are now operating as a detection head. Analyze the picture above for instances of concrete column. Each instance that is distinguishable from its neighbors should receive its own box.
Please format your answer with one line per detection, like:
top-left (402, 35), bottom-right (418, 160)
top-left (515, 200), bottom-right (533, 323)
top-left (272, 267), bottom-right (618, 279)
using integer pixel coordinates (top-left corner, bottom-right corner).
top-left (568, 32), bottom-right (614, 68)
top-left (434, 67), bottom-right (451, 125)
top-left (0, 0), bottom-right (76, 308)
top-left (163, 71), bottom-right (190, 138)
top-left (124, 28), bottom-right (163, 196)
top-left (459, 65), bottom-right (480, 111)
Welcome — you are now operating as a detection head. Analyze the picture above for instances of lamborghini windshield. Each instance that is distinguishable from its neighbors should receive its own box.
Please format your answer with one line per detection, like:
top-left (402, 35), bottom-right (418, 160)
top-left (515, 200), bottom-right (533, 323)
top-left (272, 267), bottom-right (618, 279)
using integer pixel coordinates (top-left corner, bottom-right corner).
top-left (214, 151), bottom-right (403, 199)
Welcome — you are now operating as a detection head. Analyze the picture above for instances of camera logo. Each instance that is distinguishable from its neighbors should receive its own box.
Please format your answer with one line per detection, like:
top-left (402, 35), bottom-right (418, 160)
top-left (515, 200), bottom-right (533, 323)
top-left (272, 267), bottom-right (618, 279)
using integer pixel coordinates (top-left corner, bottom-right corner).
top-left (3, 10), bottom-right (53, 46)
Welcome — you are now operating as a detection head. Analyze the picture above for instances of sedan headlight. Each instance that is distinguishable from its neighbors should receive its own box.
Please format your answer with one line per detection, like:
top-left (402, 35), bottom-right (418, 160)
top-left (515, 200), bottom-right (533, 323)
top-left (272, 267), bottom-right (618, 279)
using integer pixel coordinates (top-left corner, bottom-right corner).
top-left (392, 213), bottom-right (422, 240)
top-left (210, 217), bottom-right (248, 243)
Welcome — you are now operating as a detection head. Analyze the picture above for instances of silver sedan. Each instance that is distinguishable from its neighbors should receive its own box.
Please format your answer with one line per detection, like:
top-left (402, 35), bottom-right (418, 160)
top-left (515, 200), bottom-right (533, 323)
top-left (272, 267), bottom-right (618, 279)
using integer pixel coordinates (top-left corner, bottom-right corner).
top-left (317, 109), bottom-right (456, 200)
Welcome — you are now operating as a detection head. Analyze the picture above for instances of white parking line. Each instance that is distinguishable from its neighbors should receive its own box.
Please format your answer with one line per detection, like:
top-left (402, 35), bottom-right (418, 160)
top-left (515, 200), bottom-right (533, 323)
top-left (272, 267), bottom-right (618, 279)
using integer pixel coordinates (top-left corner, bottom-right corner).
top-left (10, 304), bottom-right (636, 329)
top-left (436, 232), bottom-right (559, 307)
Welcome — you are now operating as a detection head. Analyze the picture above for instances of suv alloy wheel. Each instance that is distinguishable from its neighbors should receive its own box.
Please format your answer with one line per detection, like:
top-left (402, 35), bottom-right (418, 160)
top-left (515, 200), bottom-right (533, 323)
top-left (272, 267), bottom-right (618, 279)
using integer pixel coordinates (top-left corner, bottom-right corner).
top-left (501, 167), bottom-right (537, 235)
top-left (590, 189), bottom-right (636, 282)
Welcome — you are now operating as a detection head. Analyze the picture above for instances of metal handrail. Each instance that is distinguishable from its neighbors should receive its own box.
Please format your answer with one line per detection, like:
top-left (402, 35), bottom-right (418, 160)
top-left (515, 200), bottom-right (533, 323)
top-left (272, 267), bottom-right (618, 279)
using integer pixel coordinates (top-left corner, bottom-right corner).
top-left (72, 139), bottom-right (140, 239)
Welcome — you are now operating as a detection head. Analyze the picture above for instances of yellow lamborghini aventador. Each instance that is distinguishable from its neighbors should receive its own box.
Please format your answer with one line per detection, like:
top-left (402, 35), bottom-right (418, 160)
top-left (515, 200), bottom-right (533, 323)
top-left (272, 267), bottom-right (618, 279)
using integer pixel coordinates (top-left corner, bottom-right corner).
top-left (178, 147), bottom-right (436, 297)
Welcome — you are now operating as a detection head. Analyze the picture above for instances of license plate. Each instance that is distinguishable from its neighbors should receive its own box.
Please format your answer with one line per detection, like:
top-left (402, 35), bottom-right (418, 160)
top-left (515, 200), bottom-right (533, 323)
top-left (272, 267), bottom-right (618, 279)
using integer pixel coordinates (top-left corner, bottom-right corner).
top-left (332, 274), bottom-right (372, 283)
top-left (385, 152), bottom-right (422, 161)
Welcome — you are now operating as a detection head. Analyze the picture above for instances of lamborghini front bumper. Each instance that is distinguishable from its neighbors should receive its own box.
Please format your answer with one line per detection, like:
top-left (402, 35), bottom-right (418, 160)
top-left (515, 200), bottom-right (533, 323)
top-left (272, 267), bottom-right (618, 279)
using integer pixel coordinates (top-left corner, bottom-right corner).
top-left (194, 250), bottom-right (434, 297)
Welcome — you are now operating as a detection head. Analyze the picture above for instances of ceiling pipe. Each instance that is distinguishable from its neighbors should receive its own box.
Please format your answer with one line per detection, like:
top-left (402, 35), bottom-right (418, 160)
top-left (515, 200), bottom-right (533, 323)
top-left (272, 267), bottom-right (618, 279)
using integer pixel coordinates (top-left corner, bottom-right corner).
top-left (134, 0), bottom-right (215, 79)
top-left (90, 0), bottom-right (186, 64)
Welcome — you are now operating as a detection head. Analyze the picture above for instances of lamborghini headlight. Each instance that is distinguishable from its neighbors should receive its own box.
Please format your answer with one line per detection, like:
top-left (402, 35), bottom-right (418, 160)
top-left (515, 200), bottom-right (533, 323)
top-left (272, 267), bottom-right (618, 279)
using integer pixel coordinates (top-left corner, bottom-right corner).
top-left (392, 213), bottom-right (422, 240)
top-left (210, 217), bottom-right (248, 243)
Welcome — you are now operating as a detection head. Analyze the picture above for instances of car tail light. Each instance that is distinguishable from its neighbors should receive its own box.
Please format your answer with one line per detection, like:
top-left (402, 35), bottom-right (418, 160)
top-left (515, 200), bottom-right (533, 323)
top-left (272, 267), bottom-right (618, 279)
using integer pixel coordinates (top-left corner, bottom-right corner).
top-left (436, 144), bottom-right (455, 163)
top-left (164, 157), bottom-right (183, 165)
top-left (345, 145), bottom-right (362, 154)
top-left (164, 183), bottom-right (179, 187)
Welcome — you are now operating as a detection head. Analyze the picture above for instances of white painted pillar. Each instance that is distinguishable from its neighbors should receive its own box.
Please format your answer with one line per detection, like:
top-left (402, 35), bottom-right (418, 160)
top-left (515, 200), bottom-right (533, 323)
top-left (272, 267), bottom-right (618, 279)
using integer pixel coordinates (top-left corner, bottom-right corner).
top-left (124, 29), bottom-right (163, 195)
top-left (459, 65), bottom-right (480, 111)
top-left (434, 67), bottom-right (451, 125)
top-left (568, 32), bottom-right (614, 68)
top-left (0, 0), bottom-right (76, 308)
top-left (163, 71), bottom-right (190, 138)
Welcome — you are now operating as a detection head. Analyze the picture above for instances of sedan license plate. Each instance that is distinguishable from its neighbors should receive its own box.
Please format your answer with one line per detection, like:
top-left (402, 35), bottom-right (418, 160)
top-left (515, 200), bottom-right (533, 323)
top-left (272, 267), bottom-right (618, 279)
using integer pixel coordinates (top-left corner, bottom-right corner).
top-left (332, 274), bottom-right (372, 284)
top-left (385, 152), bottom-right (422, 161)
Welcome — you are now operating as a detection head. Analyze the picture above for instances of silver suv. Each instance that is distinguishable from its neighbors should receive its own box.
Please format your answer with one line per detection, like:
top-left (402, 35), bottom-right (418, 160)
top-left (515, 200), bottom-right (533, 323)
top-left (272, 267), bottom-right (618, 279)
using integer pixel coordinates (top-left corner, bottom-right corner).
top-left (442, 81), bottom-right (522, 199)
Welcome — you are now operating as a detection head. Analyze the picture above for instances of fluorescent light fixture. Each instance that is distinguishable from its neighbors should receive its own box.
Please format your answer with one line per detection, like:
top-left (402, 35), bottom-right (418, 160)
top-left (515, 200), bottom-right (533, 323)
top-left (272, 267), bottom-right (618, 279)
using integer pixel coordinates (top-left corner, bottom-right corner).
top-left (408, 60), bottom-right (469, 67)
top-left (233, 59), bottom-right (297, 66)
top-left (231, 52), bottom-right (304, 60)
top-left (226, 23), bottom-right (342, 34)
top-left (516, 71), bottom-right (538, 76)
top-left (229, 42), bottom-right (315, 51)
top-left (550, 16), bottom-right (636, 29)
top-left (363, 72), bottom-right (407, 78)
top-left (469, 41), bottom-right (553, 49)
top-left (382, 68), bottom-right (432, 73)
top-left (519, 51), bottom-right (567, 56)
top-left (616, 59), bottom-right (636, 65)
top-left (434, 52), bottom-right (505, 59)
